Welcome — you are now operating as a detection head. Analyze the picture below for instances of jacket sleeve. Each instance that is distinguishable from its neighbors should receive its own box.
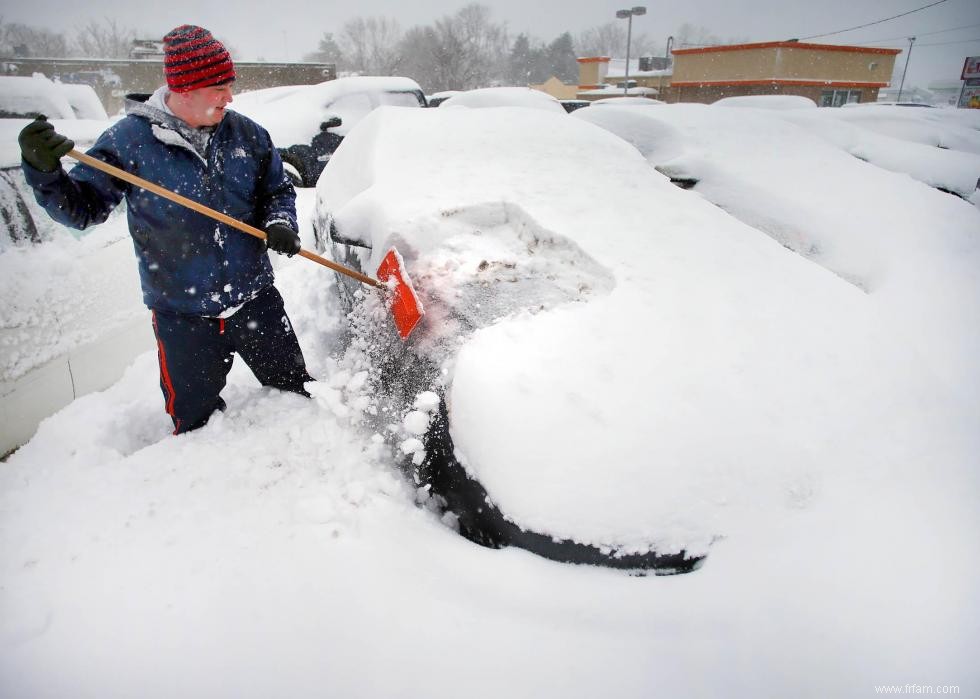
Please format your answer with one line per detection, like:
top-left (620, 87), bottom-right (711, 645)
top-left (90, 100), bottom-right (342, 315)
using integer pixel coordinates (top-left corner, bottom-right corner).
top-left (21, 127), bottom-right (127, 231)
top-left (255, 126), bottom-right (298, 232)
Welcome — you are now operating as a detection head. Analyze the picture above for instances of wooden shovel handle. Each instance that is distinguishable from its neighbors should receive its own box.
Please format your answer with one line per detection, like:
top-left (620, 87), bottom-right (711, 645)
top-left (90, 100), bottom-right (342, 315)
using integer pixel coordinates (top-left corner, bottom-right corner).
top-left (67, 149), bottom-right (384, 289)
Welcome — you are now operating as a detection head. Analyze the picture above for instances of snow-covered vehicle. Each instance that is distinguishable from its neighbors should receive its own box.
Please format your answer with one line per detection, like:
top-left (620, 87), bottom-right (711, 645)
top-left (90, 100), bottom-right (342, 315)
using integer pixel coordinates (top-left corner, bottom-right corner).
top-left (0, 75), bottom-right (108, 120)
top-left (232, 77), bottom-right (427, 187)
top-left (0, 117), bottom-right (113, 247)
top-left (309, 102), bottom-right (977, 575)
top-left (590, 96), bottom-right (665, 107)
top-left (438, 87), bottom-right (566, 113)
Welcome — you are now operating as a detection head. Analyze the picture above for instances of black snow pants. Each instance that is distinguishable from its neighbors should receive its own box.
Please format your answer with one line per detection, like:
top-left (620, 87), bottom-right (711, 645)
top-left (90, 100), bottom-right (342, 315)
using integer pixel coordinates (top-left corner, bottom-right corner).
top-left (150, 285), bottom-right (313, 435)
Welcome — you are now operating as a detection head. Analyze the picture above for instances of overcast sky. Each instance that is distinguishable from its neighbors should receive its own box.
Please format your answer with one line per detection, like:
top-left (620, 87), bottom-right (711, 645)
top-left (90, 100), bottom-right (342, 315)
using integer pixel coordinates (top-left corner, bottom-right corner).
top-left (4, 0), bottom-right (979, 87)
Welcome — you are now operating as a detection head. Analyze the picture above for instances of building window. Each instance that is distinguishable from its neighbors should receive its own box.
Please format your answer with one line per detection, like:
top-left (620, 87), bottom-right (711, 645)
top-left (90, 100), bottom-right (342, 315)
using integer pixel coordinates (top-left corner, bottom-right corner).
top-left (821, 89), bottom-right (862, 107)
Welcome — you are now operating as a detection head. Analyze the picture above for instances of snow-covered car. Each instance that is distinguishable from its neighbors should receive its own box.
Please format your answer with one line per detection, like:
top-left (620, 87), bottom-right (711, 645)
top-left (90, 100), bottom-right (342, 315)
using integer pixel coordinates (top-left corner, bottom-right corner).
top-left (0, 118), bottom-right (114, 247)
top-left (232, 77), bottom-right (427, 187)
top-left (309, 102), bottom-right (976, 575)
top-left (439, 87), bottom-right (566, 113)
top-left (0, 75), bottom-right (108, 120)
top-left (590, 96), bottom-right (665, 106)
top-left (712, 95), bottom-right (817, 110)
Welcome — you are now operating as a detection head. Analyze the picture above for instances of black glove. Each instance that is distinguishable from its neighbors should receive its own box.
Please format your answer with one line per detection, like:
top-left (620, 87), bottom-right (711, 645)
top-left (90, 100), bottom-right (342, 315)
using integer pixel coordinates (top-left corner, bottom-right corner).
top-left (18, 116), bottom-right (74, 173)
top-left (264, 223), bottom-right (301, 256)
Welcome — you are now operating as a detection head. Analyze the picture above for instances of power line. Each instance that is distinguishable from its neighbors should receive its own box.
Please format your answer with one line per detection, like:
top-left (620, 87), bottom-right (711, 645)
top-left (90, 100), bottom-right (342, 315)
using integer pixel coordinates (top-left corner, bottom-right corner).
top-left (917, 36), bottom-right (980, 46)
top-left (799, 0), bottom-right (949, 41)
top-left (842, 36), bottom-right (980, 48)
top-left (851, 20), bottom-right (980, 44)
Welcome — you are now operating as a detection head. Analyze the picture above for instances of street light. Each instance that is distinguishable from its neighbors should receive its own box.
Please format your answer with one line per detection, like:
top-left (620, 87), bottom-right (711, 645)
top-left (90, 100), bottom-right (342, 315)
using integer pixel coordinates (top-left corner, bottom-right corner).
top-left (659, 35), bottom-right (673, 98)
top-left (616, 6), bottom-right (647, 96)
top-left (897, 36), bottom-right (916, 103)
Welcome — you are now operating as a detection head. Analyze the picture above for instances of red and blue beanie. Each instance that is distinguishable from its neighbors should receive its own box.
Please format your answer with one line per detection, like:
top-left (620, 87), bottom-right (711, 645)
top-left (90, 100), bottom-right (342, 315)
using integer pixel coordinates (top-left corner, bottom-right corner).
top-left (163, 25), bottom-right (235, 93)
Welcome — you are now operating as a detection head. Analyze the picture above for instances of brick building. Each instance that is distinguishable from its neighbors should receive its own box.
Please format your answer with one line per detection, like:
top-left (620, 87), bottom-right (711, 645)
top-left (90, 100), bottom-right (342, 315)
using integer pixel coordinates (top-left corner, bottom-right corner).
top-left (574, 41), bottom-right (901, 106)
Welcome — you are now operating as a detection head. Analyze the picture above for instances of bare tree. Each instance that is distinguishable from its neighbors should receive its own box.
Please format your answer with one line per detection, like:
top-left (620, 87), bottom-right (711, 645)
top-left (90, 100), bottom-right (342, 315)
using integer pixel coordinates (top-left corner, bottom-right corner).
top-left (674, 23), bottom-right (721, 49)
top-left (340, 17), bottom-right (403, 75)
top-left (0, 20), bottom-right (70, 58)
top-left (398, 25), bottom-right (440, 90)
top-left (72, 18), bottom-right (136, 59)
top-left (425, 4), bottom-right (508, 91)
top-left (575, 22), bottom-right (659, 59)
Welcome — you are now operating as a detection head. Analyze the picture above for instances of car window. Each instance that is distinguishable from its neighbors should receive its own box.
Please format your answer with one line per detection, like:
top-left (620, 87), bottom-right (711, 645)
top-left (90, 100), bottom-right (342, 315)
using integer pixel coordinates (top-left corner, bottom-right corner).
top-left (378, 91), bottom-right (425, 108)
top-left (327, 92), bottom-right (374, 122)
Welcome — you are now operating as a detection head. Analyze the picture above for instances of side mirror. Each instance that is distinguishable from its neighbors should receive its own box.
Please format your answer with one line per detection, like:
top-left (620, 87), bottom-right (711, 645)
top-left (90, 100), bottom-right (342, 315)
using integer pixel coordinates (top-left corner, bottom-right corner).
top-left (320, 116), bottom-right (342, 130)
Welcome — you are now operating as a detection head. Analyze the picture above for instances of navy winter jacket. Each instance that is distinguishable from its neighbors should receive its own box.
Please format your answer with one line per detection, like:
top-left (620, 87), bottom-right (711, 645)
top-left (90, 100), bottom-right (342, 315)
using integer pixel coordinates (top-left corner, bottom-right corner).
top-left (22, 95), bottom-right (297, 316)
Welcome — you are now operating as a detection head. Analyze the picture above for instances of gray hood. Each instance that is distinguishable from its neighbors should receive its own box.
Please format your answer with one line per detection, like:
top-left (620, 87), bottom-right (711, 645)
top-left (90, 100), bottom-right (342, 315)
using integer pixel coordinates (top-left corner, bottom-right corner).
top-left (124, 87), bottom-right (214, 159)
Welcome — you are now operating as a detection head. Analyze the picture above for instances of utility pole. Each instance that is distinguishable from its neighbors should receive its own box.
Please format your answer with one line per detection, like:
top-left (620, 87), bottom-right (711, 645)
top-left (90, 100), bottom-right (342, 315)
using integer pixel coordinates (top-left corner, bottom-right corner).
top-left (897, 36), bottom-right (916, 103)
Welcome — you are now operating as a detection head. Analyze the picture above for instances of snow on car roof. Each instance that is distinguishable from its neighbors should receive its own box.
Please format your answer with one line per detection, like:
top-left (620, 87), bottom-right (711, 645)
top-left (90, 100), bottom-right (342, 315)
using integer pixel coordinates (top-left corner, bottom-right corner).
top-left (712, 94), bottom-right (817, 109)
top-left (590, 96), bottom-right (665, 106)
top-left (232, 76), bottom-right (424, 147)
top-left (317, 105), bottom-right (979, 553)
top-left (439, 87), bottom-right (565, 113)
top-left (55, 82), bottom-right (109, 120)
top-left (0, 75), bottom-right (75, 120)
top-left (801, 103), bottom-right (980, 155)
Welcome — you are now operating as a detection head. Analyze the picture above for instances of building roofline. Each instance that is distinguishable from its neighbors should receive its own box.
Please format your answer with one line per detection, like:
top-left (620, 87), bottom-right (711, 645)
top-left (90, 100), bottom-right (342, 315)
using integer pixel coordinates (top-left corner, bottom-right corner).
top-left (576, 56), bottom-right (611, 64)
top-left (670, 78), bottom-right (890, 88)
top-left (672, 41), bottom-right (901, 56)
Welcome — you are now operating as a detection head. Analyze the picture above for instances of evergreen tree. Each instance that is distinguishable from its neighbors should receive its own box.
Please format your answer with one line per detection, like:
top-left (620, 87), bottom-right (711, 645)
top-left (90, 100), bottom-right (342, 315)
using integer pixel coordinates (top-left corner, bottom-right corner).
top-left (303, 32), bottom-right (346, 69)
top-left (508, 34), bottom-right (534, 85)
top-left (545, 32), bottom-right (577, 83)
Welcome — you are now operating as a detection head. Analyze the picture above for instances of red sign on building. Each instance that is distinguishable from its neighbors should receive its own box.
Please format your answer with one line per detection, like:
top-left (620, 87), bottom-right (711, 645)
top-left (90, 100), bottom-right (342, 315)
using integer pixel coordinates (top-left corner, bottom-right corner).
top-left (962, 56), bottom-right (980, 80)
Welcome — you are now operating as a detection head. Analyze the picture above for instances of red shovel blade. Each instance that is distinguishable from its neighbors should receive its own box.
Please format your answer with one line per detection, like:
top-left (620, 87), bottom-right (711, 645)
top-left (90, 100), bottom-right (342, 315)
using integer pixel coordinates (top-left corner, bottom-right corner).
top-left (377, 248), bottom-right (424, 339)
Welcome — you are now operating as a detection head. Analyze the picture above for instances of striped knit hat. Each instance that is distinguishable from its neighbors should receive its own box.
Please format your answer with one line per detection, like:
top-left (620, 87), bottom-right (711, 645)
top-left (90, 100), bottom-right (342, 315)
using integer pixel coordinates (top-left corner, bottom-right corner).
top-left (163, 25), bottom-right (236, 93)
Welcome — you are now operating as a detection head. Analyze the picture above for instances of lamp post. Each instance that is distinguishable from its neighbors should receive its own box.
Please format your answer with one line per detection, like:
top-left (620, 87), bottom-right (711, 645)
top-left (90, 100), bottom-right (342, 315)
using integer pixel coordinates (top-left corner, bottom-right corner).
top-left (616, 6), bottom-right (647, 96)
top-left (660, 35), bottom-right (673, 99)
top-left (897, 36), bottom-right (915, 103)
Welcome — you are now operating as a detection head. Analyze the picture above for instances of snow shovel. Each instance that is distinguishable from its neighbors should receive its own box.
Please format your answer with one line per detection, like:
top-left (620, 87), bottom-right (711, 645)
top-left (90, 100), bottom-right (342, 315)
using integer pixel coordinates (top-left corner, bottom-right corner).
top-left (66, 149), bottom-right (424, 339)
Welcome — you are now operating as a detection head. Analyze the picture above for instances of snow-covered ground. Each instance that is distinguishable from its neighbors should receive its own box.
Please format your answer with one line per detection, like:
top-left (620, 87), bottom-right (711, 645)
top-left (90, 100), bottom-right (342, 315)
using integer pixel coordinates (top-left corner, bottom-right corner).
top-left (1, 100), bottom-right (979, 698)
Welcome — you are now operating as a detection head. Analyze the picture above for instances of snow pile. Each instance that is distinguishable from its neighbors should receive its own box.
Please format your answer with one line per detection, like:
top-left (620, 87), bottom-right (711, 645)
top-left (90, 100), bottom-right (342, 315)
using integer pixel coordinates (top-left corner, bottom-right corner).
top-left (0, 213), bottom-right (142, 382)
top-left (440, 87), bottom-right (566, 113)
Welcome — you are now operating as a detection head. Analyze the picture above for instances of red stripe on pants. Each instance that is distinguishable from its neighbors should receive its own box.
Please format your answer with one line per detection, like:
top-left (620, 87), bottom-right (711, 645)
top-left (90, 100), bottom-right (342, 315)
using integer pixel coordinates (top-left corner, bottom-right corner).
top-left (151, 310), bottom-right (180, 433)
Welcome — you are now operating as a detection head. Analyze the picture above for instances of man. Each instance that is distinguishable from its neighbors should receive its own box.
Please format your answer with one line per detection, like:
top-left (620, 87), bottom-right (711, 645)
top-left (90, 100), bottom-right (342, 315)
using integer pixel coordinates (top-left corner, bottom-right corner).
top-left (18, 24), bottom-right (313, 435)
